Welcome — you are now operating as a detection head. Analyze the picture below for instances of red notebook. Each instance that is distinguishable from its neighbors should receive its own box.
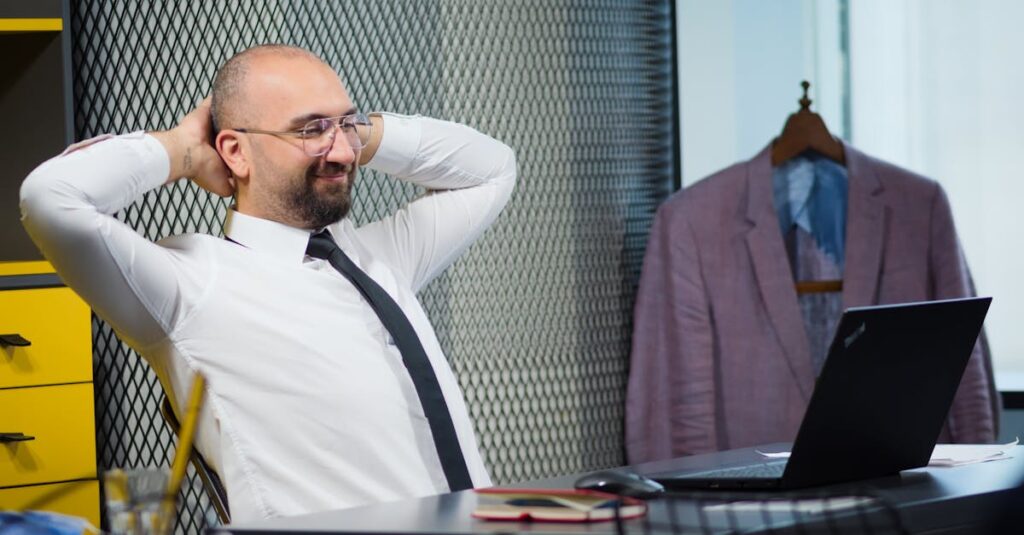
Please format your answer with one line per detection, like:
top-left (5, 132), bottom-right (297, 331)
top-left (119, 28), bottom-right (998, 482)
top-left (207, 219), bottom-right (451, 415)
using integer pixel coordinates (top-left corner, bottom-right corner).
top-left (472, 488), bottom-right (648, 523)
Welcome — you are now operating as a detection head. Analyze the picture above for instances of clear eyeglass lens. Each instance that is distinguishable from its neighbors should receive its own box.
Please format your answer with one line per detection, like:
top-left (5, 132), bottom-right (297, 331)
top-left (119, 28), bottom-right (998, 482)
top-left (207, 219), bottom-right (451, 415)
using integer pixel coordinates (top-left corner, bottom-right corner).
top-left (303, 114), bottom-right (370, 156)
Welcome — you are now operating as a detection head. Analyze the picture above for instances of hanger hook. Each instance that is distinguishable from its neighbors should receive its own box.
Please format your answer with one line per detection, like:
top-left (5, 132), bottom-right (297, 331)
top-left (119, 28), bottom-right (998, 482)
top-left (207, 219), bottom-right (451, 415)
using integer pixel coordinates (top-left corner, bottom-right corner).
top-left (799, 80), bottom-right (812, 111)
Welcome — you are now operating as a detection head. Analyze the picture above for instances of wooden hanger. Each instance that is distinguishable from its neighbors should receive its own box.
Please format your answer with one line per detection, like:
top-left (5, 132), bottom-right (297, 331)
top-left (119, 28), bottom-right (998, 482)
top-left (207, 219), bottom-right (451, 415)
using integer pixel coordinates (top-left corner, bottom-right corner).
top-left (771, 81), bottom-right (845, 166)
top-left (794, 280), bottom-right (842, 294)
top-left (774, 82), bottom-right (845, 295)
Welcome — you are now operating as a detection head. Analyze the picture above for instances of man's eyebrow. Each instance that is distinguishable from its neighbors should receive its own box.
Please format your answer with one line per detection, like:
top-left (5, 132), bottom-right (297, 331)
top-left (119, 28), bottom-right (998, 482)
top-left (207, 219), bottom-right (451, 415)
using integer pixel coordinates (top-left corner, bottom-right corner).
top-left (285, 108), bottom-right (358, 129)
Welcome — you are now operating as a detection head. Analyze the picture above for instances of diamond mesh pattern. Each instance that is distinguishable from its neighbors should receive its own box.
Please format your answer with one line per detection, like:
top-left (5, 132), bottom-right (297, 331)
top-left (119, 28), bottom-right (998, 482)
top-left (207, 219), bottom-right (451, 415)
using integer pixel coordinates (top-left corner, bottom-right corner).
top-left (72, 0), bottom-right (675, 531)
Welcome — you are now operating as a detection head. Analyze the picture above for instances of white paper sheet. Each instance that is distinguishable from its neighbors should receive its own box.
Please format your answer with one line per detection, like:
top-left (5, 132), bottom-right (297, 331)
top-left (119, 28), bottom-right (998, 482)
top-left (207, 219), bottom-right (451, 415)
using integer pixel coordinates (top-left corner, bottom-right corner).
top-left (755, 439), bottom-right (1018, 467)
top-left (704, 496), bottom-right (876, 515)
top-left (755, 449), bottom-right (791, 459)
top-left (928, 439), bottom-right (1018, 467)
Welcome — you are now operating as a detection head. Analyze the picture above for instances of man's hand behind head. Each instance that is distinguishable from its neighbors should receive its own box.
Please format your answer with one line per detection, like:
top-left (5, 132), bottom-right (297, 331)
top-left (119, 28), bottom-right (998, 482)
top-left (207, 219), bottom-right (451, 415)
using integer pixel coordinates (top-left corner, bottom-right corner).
top-left (152, 97), bottom-right (235, 197)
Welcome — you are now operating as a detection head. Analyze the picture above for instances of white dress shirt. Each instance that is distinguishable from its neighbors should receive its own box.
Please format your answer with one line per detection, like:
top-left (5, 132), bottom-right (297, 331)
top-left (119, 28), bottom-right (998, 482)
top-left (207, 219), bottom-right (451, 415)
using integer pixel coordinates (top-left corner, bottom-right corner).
top-left (20, 113), bottom-right (516, 521)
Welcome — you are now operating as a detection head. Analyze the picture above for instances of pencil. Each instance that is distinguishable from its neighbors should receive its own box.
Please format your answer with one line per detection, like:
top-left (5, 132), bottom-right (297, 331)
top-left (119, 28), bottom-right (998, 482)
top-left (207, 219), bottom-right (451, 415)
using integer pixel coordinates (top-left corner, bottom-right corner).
top-left (159, 372), bottom-right (206, 533)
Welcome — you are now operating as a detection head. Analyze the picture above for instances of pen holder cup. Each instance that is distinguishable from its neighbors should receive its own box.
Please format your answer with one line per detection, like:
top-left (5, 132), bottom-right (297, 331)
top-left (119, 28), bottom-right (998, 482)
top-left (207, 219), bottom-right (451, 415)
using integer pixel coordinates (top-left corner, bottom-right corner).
top-left (103, 468), bottom-right (176, 535)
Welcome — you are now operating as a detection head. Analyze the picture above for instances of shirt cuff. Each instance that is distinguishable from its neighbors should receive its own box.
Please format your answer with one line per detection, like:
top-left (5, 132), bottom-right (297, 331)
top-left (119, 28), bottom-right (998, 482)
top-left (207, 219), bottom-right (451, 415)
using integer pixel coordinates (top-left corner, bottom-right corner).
top-left (55, 131), bottom-right (170, 212)
top-left (365, 113), bottom-right (422, 177)
top-left (136, 132), bottom-right (173, 190)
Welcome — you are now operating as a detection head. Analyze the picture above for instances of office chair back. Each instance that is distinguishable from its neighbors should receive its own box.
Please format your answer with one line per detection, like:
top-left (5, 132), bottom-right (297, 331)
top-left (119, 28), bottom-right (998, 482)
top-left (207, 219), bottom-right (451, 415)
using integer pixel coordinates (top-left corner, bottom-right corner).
top-left (160, 396), bottom-right (231, 524)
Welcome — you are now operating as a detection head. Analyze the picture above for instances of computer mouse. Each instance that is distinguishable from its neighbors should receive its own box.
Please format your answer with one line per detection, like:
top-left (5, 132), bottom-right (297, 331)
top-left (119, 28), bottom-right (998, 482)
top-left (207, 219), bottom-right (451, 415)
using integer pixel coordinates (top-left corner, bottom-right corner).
top-left (574, 470), bottom-right (666, 498)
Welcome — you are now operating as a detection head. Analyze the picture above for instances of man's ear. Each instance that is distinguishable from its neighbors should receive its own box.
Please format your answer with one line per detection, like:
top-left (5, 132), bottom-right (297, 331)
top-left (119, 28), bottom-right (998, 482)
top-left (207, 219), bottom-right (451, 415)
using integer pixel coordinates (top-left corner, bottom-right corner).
top-left (215, 130), bottom-right (250, 184)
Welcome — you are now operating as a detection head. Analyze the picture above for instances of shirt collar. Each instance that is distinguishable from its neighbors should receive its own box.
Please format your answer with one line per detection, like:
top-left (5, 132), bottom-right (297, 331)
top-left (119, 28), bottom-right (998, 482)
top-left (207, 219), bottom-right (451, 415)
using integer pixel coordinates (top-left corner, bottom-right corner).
top-left (223, 210), bottom-right (314, 265)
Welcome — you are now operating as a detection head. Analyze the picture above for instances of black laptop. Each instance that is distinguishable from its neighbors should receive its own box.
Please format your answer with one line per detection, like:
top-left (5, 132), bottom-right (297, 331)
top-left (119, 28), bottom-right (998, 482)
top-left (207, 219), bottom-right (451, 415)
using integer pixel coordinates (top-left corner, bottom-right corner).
top-left (650, 296), bottom-right (992, 490)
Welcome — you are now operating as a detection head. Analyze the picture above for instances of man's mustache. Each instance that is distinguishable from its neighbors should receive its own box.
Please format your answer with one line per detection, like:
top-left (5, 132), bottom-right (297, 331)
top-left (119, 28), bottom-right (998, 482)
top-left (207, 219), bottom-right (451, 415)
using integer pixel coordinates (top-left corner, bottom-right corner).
top-left (308, 162), bottom-right (354, 179)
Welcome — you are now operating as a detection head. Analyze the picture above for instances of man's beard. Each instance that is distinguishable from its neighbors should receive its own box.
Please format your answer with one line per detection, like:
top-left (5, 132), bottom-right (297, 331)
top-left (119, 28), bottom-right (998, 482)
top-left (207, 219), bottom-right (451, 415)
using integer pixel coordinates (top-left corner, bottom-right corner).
top-left (288, 160), bottom-right (355, 229)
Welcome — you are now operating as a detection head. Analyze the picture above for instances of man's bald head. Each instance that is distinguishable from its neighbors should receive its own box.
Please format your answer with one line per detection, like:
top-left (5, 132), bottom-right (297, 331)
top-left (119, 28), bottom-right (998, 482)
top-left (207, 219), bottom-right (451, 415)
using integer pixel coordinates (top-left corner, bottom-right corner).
top-left (210, 44), bottom-right (328, 132)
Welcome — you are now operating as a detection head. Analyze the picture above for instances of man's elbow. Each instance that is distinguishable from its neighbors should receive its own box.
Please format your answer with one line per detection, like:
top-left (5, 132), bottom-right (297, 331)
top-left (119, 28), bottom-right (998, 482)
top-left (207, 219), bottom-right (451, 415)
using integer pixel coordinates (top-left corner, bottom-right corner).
top-left (20, 156), bottom-right (63, 210)
top-left (493, 144), bottom-right (517, 201)
top-left (20, 163), bottom-right (54, 225)
top-left (495, 143), bottom-right (517, 186)
top-left (19, 158), bottom-right (84, 235)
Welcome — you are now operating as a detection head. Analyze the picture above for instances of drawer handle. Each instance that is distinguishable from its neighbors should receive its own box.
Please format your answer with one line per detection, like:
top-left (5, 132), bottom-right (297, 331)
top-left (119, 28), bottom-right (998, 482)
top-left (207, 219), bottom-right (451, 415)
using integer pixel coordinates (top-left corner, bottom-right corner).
top-left (0, 432), bottom-right (35, 443)
top-left (0, 334), bottom-right (31, 347)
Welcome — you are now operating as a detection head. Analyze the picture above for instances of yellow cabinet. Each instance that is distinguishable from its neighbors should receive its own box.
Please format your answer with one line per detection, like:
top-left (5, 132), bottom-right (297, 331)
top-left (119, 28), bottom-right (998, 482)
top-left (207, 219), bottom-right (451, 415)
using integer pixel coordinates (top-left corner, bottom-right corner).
top-left (0, 261), bottom-right (98, 524)
top-left (0, 287), bottom-right (91, 389)
top-left (0, 383), bottom-right (96, 486)
top-left (0, 479), bottom-right (100, 528)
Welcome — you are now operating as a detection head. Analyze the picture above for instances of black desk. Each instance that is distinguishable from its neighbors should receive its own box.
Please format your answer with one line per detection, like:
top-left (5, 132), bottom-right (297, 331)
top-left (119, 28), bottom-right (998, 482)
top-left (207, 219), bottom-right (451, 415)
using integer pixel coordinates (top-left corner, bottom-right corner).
top-left (216, 445), bottom-right (1024, 534)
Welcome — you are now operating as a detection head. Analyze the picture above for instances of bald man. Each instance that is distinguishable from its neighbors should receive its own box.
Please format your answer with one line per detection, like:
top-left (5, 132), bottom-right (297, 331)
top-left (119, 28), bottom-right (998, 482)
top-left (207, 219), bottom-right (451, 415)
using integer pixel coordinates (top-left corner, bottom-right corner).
top-left (21, 44), bottom-right (516, 521)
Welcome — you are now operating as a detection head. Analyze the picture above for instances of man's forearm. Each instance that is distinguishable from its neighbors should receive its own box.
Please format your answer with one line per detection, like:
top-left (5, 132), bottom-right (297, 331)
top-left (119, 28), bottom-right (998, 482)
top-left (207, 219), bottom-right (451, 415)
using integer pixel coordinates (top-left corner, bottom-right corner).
top-left (151, 129), bottom-right (197, 184)
top-left (353, 113), bottom-right (516, 291)
top-left (363, 113), bottom-right (515, 191)
top-left (20, 134), bottom-right (177, 350)
top-left (151, 99), bottom-right (234, 197)
top-left (358, 113), bottom-right (385, 166)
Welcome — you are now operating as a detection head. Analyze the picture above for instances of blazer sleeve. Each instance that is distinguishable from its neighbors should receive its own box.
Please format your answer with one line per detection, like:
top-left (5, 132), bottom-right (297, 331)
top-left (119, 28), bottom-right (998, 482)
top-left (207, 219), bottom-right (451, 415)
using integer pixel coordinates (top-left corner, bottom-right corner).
top-left (625, 202), bottom-right (717, 463)
top-left (928, 185), bottom-right (997, 443)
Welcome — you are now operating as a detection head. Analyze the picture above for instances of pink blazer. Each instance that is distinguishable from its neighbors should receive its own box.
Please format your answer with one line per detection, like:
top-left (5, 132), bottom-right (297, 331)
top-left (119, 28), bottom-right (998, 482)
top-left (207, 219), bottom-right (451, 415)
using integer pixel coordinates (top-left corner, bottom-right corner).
top-left (625, 143), bottom-right (997, 463)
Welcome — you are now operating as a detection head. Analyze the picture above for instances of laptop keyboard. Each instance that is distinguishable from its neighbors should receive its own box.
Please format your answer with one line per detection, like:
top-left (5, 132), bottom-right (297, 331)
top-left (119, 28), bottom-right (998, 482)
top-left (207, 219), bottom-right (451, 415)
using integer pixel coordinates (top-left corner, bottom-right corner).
top-left (688, 460), bottom-right (787, 479)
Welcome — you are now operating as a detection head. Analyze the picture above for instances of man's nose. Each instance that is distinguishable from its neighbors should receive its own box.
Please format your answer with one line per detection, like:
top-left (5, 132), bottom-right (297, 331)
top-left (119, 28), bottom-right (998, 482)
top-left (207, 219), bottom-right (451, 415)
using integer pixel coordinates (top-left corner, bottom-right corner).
top-left (323, 127), bottom-right (356, 164)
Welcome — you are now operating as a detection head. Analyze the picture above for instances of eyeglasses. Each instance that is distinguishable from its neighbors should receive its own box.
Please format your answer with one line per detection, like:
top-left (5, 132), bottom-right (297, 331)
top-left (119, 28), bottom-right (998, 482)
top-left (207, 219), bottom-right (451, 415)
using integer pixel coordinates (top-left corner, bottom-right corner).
top-left (233, 112), bottom-right (373, 157)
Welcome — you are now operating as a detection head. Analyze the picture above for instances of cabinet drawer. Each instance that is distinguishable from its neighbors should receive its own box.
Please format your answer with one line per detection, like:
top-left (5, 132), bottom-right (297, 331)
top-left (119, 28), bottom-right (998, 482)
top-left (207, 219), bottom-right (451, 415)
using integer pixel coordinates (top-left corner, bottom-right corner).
top-left (0, 286), bottom-right (91, 389)
top-left (0, 479), bottom-right (100, 527)
top-left (0, 262), bottom-right (54, 277)
top-left (0, 383), bottom-right (96, 487)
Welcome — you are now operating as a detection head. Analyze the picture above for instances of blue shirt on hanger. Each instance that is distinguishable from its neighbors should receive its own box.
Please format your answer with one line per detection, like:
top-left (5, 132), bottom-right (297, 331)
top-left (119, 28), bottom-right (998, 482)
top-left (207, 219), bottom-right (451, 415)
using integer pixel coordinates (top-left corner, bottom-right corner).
top-left (772, 154), bottom-right (849, 270)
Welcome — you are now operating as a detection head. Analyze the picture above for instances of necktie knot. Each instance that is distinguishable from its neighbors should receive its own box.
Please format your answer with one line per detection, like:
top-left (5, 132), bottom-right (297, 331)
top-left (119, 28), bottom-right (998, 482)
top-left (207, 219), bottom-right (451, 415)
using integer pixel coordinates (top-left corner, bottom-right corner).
top-left (306, 230), bottom-right (337, 261)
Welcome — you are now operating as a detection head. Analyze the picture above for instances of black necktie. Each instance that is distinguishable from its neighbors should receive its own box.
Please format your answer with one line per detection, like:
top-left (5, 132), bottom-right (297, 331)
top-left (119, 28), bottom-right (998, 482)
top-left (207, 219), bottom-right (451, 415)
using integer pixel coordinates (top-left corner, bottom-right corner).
top-left (306, 230), bottom-right (473, 492)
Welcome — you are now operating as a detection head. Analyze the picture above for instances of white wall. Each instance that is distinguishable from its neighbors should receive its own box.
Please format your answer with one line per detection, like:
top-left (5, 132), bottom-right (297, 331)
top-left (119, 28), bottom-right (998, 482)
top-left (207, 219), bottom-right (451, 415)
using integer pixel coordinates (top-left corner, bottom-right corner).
top-left (678, 0), bottom-right (844, 185)
top-left (849, 0), bottom-right (1024, 384)
top-left (679, 0), bottom-right (1024, 384)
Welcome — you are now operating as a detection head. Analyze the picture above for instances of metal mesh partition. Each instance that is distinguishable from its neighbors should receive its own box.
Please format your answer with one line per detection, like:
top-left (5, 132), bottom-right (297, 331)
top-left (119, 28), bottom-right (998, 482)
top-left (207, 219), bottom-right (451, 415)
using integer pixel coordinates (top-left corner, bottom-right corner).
top-left (71, 0), bottom-right (675, 531)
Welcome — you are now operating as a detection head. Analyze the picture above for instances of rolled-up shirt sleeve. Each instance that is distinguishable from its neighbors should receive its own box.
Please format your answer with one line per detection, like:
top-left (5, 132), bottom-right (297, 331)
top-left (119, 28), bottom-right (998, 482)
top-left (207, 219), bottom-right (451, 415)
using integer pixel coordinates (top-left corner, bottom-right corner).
top-left (20, 132), bottom-right (182, 352)
top-left (360, 113), bottom-right (517, 291)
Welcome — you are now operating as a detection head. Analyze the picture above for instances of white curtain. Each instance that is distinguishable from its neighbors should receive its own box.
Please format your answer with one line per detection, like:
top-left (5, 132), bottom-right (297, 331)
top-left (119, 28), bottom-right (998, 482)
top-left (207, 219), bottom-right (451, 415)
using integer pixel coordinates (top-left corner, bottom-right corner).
top-left (849, 0), bottom-right (1024, 382)
top-left (677, 0), bottom-right (844, 186)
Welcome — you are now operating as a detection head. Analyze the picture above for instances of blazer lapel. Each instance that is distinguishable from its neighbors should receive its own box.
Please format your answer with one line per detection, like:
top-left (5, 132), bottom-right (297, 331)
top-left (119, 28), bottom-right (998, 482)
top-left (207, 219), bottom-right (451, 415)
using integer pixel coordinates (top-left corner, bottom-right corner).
top-left (743, 146), bottom-right (815, 400)
top-left (841, 143), bottom-right (886, 308)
